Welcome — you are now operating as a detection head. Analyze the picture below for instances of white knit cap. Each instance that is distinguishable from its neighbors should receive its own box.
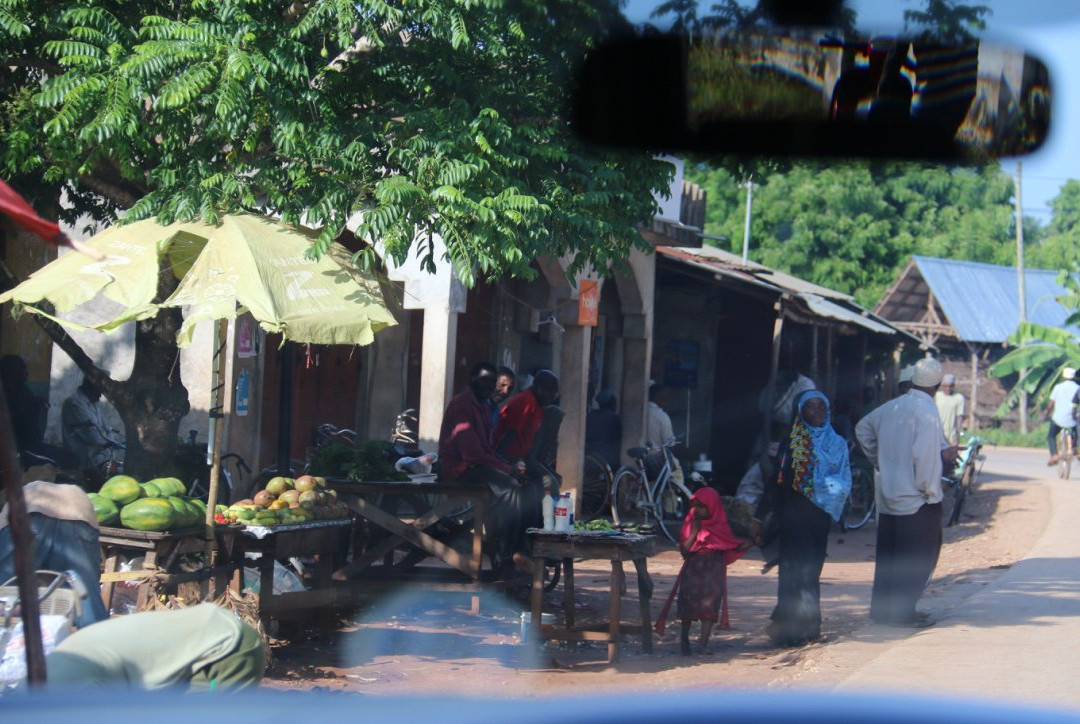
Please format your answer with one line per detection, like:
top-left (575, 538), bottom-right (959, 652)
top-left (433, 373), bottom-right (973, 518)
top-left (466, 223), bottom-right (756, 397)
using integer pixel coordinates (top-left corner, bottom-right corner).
top-left (898, 365), bottom-right (915, 384)
top-left (912, 358), bottom-right (944, 388)
top-left (1065, 367), bottom-right (1076, 380)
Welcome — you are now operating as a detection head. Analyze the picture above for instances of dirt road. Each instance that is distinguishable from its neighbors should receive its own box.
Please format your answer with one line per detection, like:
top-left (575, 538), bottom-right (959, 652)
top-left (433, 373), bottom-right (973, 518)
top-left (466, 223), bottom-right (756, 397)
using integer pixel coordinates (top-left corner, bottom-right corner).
top-left (263, 447), bottom-right (1048, 698)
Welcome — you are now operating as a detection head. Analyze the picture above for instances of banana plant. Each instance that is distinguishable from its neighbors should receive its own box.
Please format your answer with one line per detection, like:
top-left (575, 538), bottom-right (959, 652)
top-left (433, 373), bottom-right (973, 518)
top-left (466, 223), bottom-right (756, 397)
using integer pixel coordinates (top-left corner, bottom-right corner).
top-left (990, 322), bottom-right (1080, 416)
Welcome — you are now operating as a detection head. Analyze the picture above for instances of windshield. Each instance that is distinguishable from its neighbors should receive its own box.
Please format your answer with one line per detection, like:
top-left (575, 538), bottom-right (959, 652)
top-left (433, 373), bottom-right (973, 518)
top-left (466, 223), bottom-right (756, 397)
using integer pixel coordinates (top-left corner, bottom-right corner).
top-left (1, 0), bottom-right (1079, 717)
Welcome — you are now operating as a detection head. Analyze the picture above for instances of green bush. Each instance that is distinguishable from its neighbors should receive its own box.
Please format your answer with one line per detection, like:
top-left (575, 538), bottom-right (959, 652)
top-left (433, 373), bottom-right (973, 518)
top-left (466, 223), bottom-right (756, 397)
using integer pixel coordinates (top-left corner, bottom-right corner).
top-left (969, 425), bottom-right (1048, 449)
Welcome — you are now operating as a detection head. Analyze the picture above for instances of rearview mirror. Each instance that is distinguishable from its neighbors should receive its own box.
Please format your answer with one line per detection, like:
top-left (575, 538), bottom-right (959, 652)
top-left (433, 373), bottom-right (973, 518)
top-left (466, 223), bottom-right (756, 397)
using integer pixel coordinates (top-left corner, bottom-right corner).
top-left (574, 31), bottom-right (1051, 161)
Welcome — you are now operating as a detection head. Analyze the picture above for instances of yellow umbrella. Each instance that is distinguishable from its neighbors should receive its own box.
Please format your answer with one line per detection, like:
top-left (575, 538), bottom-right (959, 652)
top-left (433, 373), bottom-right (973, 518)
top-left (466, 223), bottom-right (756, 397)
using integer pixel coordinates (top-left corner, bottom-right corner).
top-left (0, 213), bottom-right (396, 346)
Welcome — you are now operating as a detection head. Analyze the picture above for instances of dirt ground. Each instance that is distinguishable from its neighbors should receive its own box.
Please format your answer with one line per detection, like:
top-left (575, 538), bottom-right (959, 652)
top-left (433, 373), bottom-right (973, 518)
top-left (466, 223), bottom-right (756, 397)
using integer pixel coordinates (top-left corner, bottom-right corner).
top-left (260, 448), bottom-right (1048, 698)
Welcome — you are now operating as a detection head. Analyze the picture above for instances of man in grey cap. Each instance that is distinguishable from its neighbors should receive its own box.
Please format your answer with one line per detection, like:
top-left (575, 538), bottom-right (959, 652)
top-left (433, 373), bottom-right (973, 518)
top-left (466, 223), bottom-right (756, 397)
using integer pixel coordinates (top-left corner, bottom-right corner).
top-left (935, 372), bottom-right (966, 445)
top-left (856, 357), bottom-right (963, 627)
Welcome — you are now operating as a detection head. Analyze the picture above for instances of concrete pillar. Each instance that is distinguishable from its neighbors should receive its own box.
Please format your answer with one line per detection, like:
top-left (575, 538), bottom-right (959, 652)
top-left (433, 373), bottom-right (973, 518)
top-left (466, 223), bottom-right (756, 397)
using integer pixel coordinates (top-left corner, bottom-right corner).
top-left (417, 306), bottom-right (458, 449)
top-left (621, 321), bottom-right (652, 457)
top-left (557, 322), bottom-right (591, 512)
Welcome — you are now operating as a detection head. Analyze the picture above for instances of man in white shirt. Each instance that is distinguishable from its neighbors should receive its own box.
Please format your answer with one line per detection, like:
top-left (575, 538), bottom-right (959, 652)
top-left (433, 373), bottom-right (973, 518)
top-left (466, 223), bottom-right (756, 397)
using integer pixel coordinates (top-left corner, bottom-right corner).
top-left (935, 373), bottom-right (966, 445)
top-left (856, 357), bottom-right (962, 627)
top-left (646, 382), bottom-right (683, 484)
top-left (1046, 367), bottom-right (1080, 465)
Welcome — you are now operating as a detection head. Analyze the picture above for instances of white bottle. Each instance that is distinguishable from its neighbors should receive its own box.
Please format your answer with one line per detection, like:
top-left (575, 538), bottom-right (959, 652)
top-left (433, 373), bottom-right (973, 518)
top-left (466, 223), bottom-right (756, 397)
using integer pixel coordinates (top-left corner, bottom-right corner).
top-left (542, 494), bottom-right (555, 531)
top-left (554, 492), bottom-right (571, 531)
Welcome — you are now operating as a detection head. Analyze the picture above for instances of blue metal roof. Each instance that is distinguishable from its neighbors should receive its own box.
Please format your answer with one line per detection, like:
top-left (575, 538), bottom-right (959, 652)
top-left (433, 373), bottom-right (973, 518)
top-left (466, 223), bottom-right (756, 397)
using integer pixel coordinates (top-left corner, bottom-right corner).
top-left (913, 256), bottom-right (1078, 343)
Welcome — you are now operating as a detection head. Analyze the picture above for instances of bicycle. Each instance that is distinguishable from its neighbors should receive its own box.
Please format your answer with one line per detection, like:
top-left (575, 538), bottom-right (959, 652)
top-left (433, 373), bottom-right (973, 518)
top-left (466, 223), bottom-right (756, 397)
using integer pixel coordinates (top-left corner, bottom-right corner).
top-left (841, 454), bottom-right (876, 531)
top-left (610, 439), bottom-right (694, 543)
top-left (941, 435), bottom-right (989, 527)
top-left (1054, 427), bottom-right (1076, 480)
top-left (579, 451), bottom-right (613, 522)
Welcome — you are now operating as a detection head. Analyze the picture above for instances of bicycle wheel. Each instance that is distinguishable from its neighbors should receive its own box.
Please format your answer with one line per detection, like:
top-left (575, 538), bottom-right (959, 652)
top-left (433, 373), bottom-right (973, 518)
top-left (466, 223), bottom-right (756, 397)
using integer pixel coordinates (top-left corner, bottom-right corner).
top-left (948, 463), bottom-right (976, 526)
top-left (842, 460), bottom-right (875, 531)
top-left (655, 479), bottom-right (690, 543)
top-left (611, 468), bottom-right (647, 529)
top-left (580, 453), bottom-right (613, 522)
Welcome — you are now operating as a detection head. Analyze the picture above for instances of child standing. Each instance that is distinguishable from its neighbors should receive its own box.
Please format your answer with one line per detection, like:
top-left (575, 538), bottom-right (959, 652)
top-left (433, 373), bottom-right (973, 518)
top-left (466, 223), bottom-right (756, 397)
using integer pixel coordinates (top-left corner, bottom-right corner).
top-left (655, 487), bottom-right (748, 655)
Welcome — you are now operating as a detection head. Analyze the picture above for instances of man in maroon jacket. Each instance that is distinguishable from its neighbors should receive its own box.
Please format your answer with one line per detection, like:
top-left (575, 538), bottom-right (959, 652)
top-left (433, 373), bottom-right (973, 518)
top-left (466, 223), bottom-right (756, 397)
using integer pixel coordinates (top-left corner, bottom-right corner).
top-left (438, 362), bottom-right (534, 575)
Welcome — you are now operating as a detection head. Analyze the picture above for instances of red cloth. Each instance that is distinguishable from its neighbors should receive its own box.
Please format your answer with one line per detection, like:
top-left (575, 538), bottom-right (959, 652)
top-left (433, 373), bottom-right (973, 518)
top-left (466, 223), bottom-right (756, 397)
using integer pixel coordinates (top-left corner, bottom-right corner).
top-left (0, 180), bottom-right (62, 244)
top-left (681, 487), bottom-right (745, 565)
top-left (494, 388), bottom-right (544, 459)
top-left (655, 487), bottom-right (745, 634)
top-left (438, 387), bottom-right (512, 481)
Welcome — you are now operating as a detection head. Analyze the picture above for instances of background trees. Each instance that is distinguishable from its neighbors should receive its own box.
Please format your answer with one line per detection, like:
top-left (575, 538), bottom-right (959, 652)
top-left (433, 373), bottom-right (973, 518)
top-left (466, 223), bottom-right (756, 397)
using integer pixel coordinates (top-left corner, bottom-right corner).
top-left (686, 160), bottom-right (1062, 308)
top-left (0, 0), bottom-right (673, 475)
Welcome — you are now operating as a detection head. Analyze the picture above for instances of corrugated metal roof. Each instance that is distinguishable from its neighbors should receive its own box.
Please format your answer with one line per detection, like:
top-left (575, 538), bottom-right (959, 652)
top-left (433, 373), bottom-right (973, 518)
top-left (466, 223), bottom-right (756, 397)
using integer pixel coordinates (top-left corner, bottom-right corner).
top-left (912, 256), bottom-right (1078, 343)
top-left (656, 245), bottom-right (915, 340)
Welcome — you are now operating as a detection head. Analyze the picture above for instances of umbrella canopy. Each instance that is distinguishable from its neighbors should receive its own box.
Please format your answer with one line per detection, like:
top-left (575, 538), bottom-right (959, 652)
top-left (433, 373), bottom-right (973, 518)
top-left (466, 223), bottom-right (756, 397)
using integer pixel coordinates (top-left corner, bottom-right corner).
top-left (0, 213), bottom-right (396, 346)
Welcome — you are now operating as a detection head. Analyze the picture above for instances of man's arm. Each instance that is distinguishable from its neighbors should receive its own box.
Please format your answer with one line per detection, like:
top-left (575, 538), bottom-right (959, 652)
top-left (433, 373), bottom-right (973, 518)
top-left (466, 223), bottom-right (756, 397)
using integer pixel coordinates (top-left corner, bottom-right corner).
top-left (855, 410), bottom-right (880, 468)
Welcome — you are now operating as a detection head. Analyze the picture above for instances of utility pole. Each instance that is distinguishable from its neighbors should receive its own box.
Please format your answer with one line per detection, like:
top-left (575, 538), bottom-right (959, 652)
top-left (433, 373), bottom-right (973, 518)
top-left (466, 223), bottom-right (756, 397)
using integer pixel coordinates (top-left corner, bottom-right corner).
top-left (742, 176), bottom-right (753, 263)
top-left (1015, 161), bottom-right (1028, 434)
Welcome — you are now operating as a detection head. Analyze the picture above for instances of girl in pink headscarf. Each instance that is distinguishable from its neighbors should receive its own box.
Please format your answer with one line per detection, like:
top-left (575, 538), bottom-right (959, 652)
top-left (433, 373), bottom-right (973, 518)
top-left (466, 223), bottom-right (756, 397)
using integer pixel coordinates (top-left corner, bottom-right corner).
top-left (655, 486), bottom-right (749, 655)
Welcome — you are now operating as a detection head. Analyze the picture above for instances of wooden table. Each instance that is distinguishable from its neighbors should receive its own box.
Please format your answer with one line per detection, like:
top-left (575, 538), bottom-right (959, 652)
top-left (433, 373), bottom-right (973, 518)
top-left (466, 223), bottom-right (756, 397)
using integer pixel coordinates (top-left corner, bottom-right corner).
top-left (223, 518), bottom-right (352, 627)
top-left (527, 530), bottom-right (657, 664)
top-left (98, 526), bottom-right (218, 611)
top-left (330, 481), bottom-right (489, 611)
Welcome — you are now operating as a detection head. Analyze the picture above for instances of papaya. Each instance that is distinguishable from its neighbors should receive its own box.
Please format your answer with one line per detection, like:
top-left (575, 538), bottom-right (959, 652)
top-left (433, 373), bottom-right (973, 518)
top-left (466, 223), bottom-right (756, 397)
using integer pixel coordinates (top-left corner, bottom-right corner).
top-left (147, 477), bottom-right (186, 496)
top-left (140, 482), bottom-right (162, 498)
top-left (182, 499), bottom-right (205, 526)
top-left (99, 475), bottom-right (142, 506)
top-left (120, 497), bottom-right (176, 531)
top-left (88, 492), bottom-right (119, 526)
top-left (165, 496), bottom-right (198, 528)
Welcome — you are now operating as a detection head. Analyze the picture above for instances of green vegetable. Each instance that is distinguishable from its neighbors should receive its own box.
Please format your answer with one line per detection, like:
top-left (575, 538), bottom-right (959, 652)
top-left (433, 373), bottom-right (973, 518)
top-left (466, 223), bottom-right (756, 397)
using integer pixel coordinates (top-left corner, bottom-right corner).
top-left (574, 519), bottom-right (614, 531)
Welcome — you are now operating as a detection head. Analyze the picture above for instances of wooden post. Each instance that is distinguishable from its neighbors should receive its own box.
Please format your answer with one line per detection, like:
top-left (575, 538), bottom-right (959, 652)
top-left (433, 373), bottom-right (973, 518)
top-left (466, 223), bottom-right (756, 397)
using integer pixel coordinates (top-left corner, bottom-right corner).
top-left (758, 298), bottom-right (786, 481)
top-left (0, 382), bottom-right (45, 685)
top-left (825, 327), bottom-right (836, 402)
top-left (969, 344), bottom-right (980, 432)
top-left (204, 319), bottom-right (231, 570)
top-left (811, 324), bottom-right (820, 382)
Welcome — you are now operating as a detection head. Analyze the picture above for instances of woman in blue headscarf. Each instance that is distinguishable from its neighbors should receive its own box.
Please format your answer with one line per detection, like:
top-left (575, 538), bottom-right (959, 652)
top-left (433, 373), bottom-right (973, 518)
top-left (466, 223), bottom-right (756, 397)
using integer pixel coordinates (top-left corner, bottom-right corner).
top-left (760, 390), bottom-right (851, 646)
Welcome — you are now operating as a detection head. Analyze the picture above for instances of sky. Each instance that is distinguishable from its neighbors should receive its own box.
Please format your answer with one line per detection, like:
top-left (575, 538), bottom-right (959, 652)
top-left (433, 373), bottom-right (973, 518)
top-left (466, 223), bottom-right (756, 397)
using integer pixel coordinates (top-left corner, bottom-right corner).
top-left (622, 0), bottom-right (1080, 224)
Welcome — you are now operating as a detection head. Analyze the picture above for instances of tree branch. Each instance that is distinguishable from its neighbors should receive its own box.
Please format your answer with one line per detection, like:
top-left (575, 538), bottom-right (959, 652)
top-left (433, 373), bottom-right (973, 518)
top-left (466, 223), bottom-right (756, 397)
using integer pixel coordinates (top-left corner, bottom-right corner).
top-left (0, 259), bottom-right (113, 395)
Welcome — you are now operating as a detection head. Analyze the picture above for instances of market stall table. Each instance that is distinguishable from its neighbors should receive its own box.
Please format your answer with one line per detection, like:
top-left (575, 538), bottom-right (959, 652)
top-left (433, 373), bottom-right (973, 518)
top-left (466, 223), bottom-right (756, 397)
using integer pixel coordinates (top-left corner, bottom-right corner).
top-left (330, 480), bottom-right (489, 610)
top-left (98, 526), bottom-right (223, 611)
top-left (527, 529), bottom-right (657, 664)
top-left (218, 518), bottom-right (352, 628)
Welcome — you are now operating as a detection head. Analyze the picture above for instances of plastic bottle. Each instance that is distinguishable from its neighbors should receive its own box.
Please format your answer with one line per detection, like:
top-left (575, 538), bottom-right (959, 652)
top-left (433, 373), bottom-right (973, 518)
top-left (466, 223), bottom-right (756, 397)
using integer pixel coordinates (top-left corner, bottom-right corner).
top-left (542, 494), bottom-right (556, 531)
top-left (554, 492), bottom-right (571, 531)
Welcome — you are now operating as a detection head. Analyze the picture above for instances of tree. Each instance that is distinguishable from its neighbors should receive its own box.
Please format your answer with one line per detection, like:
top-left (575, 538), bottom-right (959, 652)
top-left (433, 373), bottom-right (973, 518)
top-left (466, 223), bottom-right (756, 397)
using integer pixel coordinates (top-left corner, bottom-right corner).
top-left (1028, 180), bottom-right (1080, 271)
top-left (0, 0), bottom-right (673, 476)
top-left (903, 0), bottom-right (991, 42)
top-left (684, 159), bottom-right (1041, 307)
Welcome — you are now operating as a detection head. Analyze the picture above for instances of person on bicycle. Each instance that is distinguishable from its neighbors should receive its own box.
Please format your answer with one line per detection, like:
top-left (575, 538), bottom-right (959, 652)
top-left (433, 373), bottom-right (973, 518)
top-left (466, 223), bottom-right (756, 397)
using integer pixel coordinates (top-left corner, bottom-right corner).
top-left (935, 373), bottom-right (966, 446)
top-left (1045, 367), bottom-right (1080, 466)
top-left (61, 376), bottom-right (122, 486)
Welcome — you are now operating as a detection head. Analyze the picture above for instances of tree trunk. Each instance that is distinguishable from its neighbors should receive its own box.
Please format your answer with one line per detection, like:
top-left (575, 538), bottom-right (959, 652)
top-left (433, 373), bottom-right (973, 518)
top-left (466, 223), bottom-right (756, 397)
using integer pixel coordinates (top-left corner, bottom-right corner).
top-left (0, 257), bottom-right (190, 481)
top-left (105, 265), bottom-right (190, 479)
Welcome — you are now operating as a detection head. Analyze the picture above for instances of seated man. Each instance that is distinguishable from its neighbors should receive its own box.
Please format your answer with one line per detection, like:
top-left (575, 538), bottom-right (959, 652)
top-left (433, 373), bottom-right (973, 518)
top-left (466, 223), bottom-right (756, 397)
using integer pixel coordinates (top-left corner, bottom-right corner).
top-left (61, 377), bottom-right (122, 486)
top-left (41, 603), bottom-right (264, 692)
top-left (0, 480), bottom-right (109, 628)
top-left (438, 362), bottom-right (533, 575)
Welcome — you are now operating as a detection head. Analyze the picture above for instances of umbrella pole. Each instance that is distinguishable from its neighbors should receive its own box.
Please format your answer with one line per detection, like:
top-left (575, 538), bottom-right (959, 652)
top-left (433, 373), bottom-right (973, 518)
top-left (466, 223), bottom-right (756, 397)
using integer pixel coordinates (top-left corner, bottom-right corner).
top-left (204, 320), bottom-right (230, 571)
top-left (277, 342), bottom-right (294, 475)
top-left (0, 382), bottom-right (46, 685)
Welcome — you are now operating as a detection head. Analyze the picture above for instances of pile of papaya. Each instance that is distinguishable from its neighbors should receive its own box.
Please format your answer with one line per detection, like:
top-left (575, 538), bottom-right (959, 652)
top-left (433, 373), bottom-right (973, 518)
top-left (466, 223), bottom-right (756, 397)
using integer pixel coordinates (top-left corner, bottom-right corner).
top-left (89, 475), bottom-right (207, 532)
top-left (220, 474), bottom-right (349, 527)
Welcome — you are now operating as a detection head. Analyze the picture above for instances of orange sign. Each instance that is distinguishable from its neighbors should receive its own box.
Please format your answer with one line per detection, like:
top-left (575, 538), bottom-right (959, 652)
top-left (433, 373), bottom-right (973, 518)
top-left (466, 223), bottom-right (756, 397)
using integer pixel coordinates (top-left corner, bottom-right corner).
top-left (578, 280), bottom-right (599, 327)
